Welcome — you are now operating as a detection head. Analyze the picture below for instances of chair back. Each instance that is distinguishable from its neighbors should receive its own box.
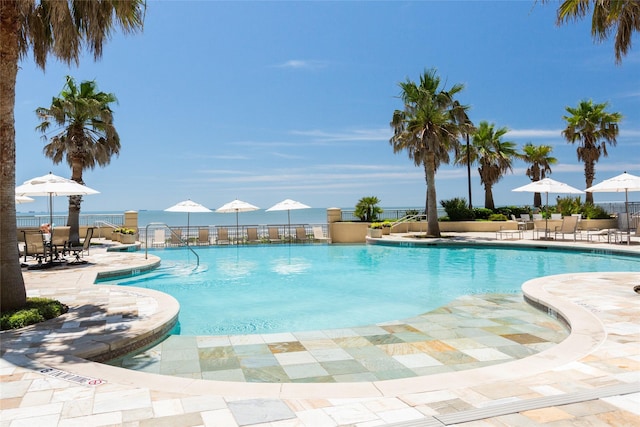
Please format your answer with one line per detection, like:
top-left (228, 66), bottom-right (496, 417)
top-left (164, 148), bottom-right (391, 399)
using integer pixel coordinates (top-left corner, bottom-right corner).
top-left (217, 227), bottom-right (229, 243)
top-left (551, 213), bottom-right (562, 220)
top-left (268, 227), bottom-right (280, 240)
top-left (312, 226), bottom-right (325, 239)
top-left (532, 213), bottom-right (543, 220)
top-left (153, 229), bottom-right (165, 245)
top-left (170, 228), bottom-right (182, 244)
top-left (51, 226), bottom-right (70, 247)
top-left (83, 227), bottom-right (94, 252)
top-left (295, 227), bottom-right (307, 241)
top-left (560, 215), bottom-right (579, 232)
top-left (520, 213), bottom-right (532, 221)
top-left (246, 227), bottom-right (259, 241)
top-left (198, 228), bottom-right (209, 244)
top-left (24, 231), bottom-right (45, 257)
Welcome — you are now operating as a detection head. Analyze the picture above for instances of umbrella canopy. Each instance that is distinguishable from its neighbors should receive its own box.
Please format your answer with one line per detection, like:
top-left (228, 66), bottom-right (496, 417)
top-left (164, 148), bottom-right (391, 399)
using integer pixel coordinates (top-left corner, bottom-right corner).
top-left (15, 195), bottom-right (35, 204)
top-left (266, 199), bottom-right (311, 240)
top-left (585, 172), bottom-right (640, 244)
top-left (216, 199), bottom-right (260, 241)
top-left (512, 178), bottom-right (584, 239)
top-left (165, 199), bottom-right (212, 244)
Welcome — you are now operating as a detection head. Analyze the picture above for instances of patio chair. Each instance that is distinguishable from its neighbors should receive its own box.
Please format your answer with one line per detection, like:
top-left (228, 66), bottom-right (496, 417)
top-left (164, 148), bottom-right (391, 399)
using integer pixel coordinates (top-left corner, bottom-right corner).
top-left (553, 215), bottom-right (579, 241)
top-left (216, 227), bottom-right (230, 245)
top-left (268, 227), bottom-right (282, 243)
top-left (510, 215), bottom-right (526, 231)
top-left (197, 228), bottom-right (210, 245)
top-left (614, 219), bottom-right (640, 244)
top-left (68, 227), bottom-right (94, 264)
top-left (246, 227), bottom-right (260, 243)
top-left (496, 224), bottom-right (523, 240)
top-left (551, 213), bottom-right (562, 220)
top-left (295, 226), bottom-right (309, 243)
top-left (24, 231), bottom-right (48, 263)
top-left (151, 229), bottom-right (166, 247)
top-left (532, 213), bottom-right (543, 220)
top-left (582, 228), bottom-right (618, 243)
top-left (51, 226), bottom-right (70, 257)
top-left (312, 226), bottom-right (330, 242)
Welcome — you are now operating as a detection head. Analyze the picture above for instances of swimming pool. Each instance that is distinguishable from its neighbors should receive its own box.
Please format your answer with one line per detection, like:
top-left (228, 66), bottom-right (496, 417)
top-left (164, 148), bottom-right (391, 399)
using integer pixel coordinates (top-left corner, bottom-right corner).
top-left (111, 244), bottom-right (639, 335)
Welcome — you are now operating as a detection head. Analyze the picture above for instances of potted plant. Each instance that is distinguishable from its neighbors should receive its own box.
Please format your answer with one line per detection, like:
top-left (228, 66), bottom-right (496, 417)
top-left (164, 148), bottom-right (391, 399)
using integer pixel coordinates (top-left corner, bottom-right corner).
top-left (381, 220), bottom-right (393, 235)
top-left (368, 222), bottom-right (384, 238)
top-left (119, 228), bottom-right (137, 244)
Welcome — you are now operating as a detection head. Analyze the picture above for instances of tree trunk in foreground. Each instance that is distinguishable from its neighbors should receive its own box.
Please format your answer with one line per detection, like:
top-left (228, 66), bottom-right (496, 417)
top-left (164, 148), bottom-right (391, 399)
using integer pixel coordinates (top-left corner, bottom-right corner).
top-left (424, 157), bottom-right (441, 237)
top-left (0, 2), bottom-right (27, 311)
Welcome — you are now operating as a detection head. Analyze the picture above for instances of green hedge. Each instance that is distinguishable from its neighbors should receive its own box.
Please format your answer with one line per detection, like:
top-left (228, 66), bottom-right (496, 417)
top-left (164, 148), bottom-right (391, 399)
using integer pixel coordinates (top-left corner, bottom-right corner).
top-left (0, 298), bottom-right (68, 330)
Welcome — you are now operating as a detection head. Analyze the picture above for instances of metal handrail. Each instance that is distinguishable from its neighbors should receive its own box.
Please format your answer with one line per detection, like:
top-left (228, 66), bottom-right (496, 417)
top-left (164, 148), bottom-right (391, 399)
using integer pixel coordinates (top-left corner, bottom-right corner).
top-left (389, 214), bottom-right (428, 229)
top-left (145, 222), bottom-right (199, 267)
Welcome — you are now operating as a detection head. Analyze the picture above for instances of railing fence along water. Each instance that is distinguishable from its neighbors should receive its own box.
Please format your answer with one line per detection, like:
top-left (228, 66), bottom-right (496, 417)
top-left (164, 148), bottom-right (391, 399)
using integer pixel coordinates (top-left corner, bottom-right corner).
top-left (16, 213), bottom-right (125, 228)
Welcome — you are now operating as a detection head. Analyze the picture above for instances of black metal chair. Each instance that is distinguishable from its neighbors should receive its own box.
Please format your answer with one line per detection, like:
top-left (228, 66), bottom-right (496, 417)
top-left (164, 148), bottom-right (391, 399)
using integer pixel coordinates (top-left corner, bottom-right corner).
top-left (68, 227), bottom-right (94, 264)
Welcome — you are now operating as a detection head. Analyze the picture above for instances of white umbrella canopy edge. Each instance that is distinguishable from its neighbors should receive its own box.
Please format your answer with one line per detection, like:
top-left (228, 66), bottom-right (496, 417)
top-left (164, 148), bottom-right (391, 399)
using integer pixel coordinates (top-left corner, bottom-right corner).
top-left (266, 199), bottom-right (311, 240)
top-left (585, 172), bottom-right (640, 244)
top-left (15, 195), bottom-right (35, 204)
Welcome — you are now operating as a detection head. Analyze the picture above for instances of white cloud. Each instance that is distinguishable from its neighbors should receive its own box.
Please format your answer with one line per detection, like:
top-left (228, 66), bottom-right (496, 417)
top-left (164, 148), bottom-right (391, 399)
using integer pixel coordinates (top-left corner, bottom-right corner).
top-left (506, 129), bottom-right (562, 138)
top-left (290, 128), bottom-right (390, 142)
top-left (274, 59), bottom-right (328, 70)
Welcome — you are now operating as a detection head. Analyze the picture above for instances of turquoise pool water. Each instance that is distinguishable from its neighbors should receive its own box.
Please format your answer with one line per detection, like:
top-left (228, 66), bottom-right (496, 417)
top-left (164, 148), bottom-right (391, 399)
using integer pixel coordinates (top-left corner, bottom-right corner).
top-left (112, 244), bottom-right (639, 335)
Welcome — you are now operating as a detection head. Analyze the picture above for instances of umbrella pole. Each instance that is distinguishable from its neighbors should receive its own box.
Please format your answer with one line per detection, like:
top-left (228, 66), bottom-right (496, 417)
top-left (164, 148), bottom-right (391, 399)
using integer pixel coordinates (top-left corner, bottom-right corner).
top-left (236, 210), bottom-right (239, 244)
top-left (545, 192), bottom-right (549, 239)
top-left (625, 189), bottom-right (630, 245)
top-left (288, 209), bottom-right (291, 243)
top-left (186, 212), bottom-right (190, 246)
top-left (49, 194), bottom-right (54, 263)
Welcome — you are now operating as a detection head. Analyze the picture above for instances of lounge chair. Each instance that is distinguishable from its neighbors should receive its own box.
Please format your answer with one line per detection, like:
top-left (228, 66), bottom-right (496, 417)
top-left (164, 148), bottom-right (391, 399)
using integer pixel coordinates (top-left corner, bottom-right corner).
top-left (510, 215), bottom-right (526, 231)
top-left (312, 226), bottom-right (330, 242)
top-left (496, 224), bottom-right (523, 240)
top-left (553, 215), bottom-right (579, 241)
top-left (582, 228), bottom-right (618, 243)
top-left (216, 227), bottom-right (230, 245)
top-left (614, 219), bottom-right (640, 244)
top-left (151, 229), bottom-right (166, 247)
top-left (295, 226), bottom-right (309, 243)
top-left (246, 227), bottom-right (260, 243)
top-left (551, 213), bottom-right (562, 220)
top-left (68, 227), bottom-right (94, 264)
top-left (532, 213), bottom-right (543, 220)
top-left (170, 228), bottom-right (183, 246)
top-left (268, 227), bottom-right (282, 243)
top-left (197, 228), bottom-right (210, 245)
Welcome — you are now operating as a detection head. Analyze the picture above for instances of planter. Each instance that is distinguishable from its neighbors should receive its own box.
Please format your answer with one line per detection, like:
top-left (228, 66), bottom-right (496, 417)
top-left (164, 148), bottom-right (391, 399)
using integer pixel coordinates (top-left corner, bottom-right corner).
top-left (120, 234), bottom-right (136, 244)
top-left (382, 227), bottom-right (391, 235)
top-left (112, 232), bottom-right (121, 242)
top-left (367, 228), bottom-right (383, 238)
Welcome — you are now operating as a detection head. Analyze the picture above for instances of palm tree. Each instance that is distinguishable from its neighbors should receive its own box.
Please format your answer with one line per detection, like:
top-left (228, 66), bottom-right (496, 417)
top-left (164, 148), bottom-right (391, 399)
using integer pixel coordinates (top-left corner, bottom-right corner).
top-left (36, 76), bottom-right (120, 245)
top-left (390, 68), bottom-right (469, 237)
top-left (562, 99), bottom-right (622, 204)
top-left (550, 0), bottom-right (640, 64)
top-left (522, 143), bottom-right (557, 207)
top-left (354, 196), bottom-right (383, 222)
top-left (464, 121), bottom-right (519, 210)
top-left (0, 1), bottom-right (144, 312)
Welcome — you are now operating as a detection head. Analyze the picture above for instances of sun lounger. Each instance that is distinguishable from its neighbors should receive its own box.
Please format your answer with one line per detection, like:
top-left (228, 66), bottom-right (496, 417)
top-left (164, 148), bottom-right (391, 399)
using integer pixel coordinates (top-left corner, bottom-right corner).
top-left (268, 227), bottom-right (282, 243)
top-left (496, 225), bottom-right (523, 240)
top-left (295, 226), bottom-right (309, 243)
top-left (246, 227), bottom-right (260, 243)
top-left (312, 226), bottom-right (330, 242)
top-left (197, 228), bottom-right (210, 245)
top-left (582, 228), bottom-right (618, 243)
top-left (553, 215), bottom-right (579, 241)
top-left (216, 227), bottom-right (230, 245)
top-left (170, 228), bottom-right (183, 246)
top-left (151, 229), bottom-right (166, 247)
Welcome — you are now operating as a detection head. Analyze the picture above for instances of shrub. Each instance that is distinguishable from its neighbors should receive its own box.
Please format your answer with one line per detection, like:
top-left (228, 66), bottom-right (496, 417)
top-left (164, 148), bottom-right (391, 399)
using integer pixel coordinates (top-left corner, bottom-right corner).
top-left (0, 298), bottom-right (69, 330)
top-left (581, 203), bottom-right (612, 219)
top-left (495, 206), bottom-right (531, 218)
top-left (440, 198), bottom-right (474, 221)
top-left (473, 207), bottom-right (494, 220)
top-left (354, 196), bottom-right (383, 222)
top-left (369, 222), bottom-right (384, 229)
top-left (556, 196), bottom-right (582, 216)
top-left (488, 213), bottom-right (508, 221)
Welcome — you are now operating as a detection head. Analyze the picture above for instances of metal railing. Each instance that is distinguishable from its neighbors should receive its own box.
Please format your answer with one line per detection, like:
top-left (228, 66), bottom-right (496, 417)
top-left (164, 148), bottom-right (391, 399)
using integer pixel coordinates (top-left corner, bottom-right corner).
top-left (17, 213), bottom-right (124, 228)
top-left (145, 223), bottom-right (199, 267)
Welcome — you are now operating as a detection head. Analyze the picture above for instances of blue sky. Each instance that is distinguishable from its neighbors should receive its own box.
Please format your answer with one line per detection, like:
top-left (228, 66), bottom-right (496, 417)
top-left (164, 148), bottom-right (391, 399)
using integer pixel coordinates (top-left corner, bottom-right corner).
top-left (14, 1), bottom-right (640, 213)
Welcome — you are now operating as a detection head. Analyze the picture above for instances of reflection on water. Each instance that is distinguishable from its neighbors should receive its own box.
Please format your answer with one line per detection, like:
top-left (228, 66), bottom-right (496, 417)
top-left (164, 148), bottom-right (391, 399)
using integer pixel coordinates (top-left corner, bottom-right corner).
top-left (271, 257), bottom-right (311, 275)
top-left (216, 259), bottom-right (257, 278)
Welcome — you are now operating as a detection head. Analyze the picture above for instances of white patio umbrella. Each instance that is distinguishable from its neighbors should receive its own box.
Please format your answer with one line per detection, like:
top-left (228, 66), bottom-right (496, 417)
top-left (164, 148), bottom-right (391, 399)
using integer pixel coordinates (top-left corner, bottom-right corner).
top-left (585, 172), bottom-right (640, 244)
top-left (15, 195), bottom-right (35, 204)
top-left (266, 199), bottom-right (311, 241)
top-left (15, 172), bottom-right (99, 262)
top-left (215, 199), bottom-right (260, 241)
top-left (165, 199), bottom-right (212, 245)
top-left (512, 178), bottom-right (584, 239)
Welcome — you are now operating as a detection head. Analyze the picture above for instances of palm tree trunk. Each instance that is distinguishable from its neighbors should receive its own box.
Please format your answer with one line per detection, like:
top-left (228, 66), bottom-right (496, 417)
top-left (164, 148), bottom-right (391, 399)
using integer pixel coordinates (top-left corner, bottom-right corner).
top-left (0, 2), bottom-right (27, 311)
top-left (67, 160), bottom-right (84, 245)
top-left (584, 160), bottom-right (596, 204)
top-left (484, 184), bottom-right (495, 210)
top-left (534, 192), bottom-right (542, 207)
top-left (424, 157), bottom-right (441, 237)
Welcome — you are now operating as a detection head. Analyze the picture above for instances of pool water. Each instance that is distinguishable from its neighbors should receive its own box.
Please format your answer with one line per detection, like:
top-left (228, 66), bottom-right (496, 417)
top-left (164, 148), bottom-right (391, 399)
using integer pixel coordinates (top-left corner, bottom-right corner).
top-left (111, 244), bottom-right (639, 335)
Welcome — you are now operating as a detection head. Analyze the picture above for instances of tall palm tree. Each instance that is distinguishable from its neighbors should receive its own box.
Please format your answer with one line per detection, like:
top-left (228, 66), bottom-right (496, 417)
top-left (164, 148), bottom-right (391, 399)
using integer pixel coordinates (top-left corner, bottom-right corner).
top-left (0, 0), bottom-right (144, 312)
top-left (550, 0), bottom-right (640, 64)
top-left (465, 121), bottom-right (519, 210)
top-left (522, 143), bottom-right (557, 207)
top-left (390, 68), bottom-right (469, 237)
top-left (562, 99), bottom-right (622, 204)
top-left (36, 76), bottom-right (120, 245)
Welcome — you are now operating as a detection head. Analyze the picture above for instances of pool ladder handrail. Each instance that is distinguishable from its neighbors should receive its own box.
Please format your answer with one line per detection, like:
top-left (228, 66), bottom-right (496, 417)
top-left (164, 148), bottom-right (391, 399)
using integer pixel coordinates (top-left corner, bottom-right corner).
top-left (145, 222), bottom-right (200, 267)
top-left (389, 214), bottom-right (428, 229)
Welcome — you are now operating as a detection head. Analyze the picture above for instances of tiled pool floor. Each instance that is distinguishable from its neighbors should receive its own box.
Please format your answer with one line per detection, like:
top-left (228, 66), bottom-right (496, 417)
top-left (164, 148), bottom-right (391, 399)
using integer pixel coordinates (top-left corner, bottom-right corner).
top-left (112, 293), bottom-right (568, 383)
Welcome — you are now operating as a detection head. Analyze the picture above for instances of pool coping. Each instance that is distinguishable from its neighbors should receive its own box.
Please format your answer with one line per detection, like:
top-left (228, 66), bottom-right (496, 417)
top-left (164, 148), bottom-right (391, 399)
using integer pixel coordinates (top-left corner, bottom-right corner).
top-left (3, 236), bottom-right (638, 401)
